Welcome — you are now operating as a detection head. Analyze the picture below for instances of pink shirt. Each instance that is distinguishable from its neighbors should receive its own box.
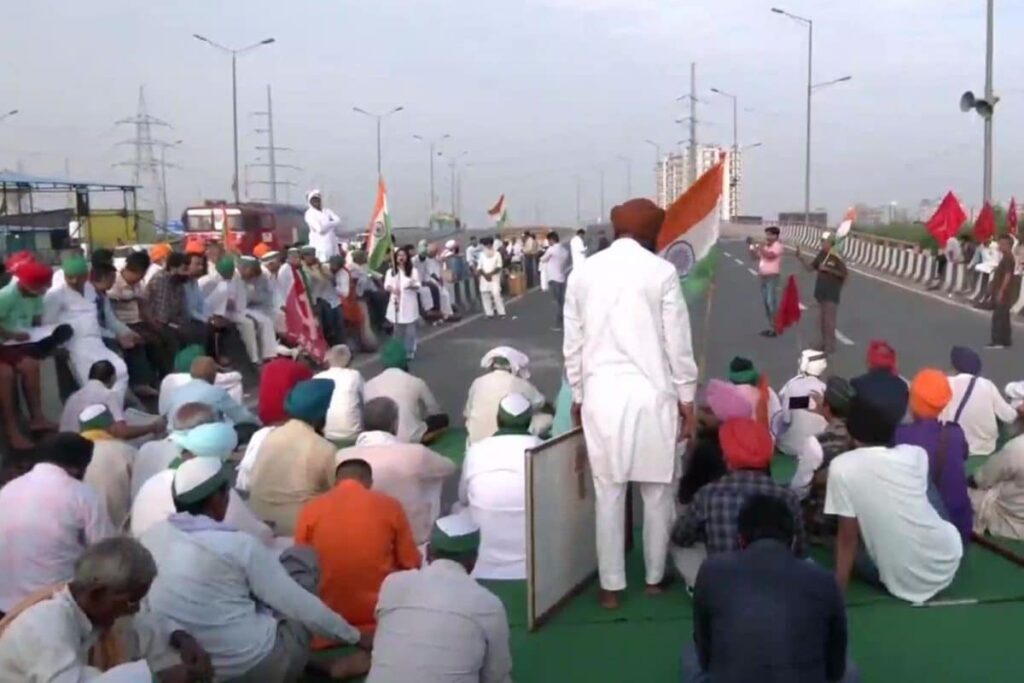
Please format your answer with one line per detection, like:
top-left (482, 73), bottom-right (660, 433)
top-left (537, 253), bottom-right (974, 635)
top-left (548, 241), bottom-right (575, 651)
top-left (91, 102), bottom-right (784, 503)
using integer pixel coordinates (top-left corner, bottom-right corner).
top-left (758, 241), bottom-right (783, 276)
top-left (0, 463), bottom-right (115, 611)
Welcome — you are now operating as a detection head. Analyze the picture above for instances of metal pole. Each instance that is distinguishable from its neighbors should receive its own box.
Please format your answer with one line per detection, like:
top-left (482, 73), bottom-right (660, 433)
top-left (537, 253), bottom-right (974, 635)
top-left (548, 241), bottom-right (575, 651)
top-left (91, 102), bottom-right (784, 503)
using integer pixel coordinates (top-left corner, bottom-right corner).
top-left (733, 96), bottom-right (739, 216)
top-left (450, 159), bottom-right (456, 217)
top-left (983, 0), bottom-right (994, 203)
top-left (804, 20), bottom-right (813, 227)
top-left (231, 53), bottom-right (240, 204)
top-left (160, 145), bottom-right (169, 227)
top-left (575, 176), bottom-right (582, 226)
top-left (376, 116), bottom-right (385, 179)
top-left (428, 142), bottom-right (436, 218)
top-left (689, 62), bottom-right (697, 186)
top-left (267, 85), bottom-right (277, 203)
top-left (599, 169), bottom-right (606, 219)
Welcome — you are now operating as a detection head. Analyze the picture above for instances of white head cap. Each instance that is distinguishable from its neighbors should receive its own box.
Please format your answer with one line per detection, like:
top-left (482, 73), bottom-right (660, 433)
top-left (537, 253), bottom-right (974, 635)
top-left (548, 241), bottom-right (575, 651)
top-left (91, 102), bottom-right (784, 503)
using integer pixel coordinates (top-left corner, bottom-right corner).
top-left (306, 189), bottom-right (321, 204)
top-left (172, 457), bottom-right (230, 506)
top-left (821, 231), bottom-right (833, 241)
top-left (799, 349), bottom-right (828, 377)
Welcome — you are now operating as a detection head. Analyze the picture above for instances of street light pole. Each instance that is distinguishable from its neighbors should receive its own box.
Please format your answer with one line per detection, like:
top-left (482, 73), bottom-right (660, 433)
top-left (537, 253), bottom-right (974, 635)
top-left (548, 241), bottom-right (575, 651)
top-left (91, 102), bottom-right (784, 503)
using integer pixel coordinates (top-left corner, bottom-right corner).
top-left (645, 139), bottom-right (662, 203)
top-left (413, 133), bottom-right (451, 221)
top-left (710, 87), bottom-right (740, 215)
top-left (983, 0), bottom-right (994, 203)
top-left (193, 34), bottom-right (275, 204)
top-left (353, 106), bottom-right (405, 178)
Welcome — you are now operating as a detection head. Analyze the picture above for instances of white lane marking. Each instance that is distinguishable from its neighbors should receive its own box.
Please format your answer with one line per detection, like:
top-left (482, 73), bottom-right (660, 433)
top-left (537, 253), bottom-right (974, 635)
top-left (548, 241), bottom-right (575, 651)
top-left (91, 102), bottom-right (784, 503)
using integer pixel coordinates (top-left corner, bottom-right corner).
top-left (733, 257), bottom-right (745, 266)
top-left (746, 268), bottom-right (758, 277)
top-left (835, 330), bottom-right (855, 346)
top-left (799, 303), bottom-right (808, 311)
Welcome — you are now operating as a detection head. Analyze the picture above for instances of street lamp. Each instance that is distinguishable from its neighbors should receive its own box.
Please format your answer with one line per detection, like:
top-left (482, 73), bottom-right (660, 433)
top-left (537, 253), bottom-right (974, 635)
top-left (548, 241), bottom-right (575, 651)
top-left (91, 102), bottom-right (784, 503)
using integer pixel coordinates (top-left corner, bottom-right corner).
top-left (193, 34), bottom-right (275, 204)
top-left (444, 151), bottom-right (469, 218)
top-left (710, 87), bottom-right (740, 214)
top-left (353, 106), bottom-right (405, 178)
top-left (0, 109), bottom-right (18, 123)
top-left (645, 139), bottom-right (663, 203)
top-left (413, 133), bottom-right (451, 221)
top-left (772, 8), bottom-right (851, 228)
top-left (742, 142), bottom-right (764, 151)
top-left (959, 0), bottom-right (996, 203)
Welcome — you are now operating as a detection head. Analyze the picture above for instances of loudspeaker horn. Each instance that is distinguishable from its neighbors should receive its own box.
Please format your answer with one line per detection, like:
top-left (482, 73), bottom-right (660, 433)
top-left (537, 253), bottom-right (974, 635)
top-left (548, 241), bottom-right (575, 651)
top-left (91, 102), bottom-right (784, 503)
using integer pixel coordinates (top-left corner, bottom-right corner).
top-left (960, 91), bottom-right (976, 113)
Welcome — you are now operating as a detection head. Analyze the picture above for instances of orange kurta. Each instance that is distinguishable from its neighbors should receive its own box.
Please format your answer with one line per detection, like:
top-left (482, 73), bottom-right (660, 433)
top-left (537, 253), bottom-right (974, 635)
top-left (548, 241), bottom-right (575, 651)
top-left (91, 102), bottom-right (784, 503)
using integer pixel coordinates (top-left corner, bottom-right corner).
top-left (295, 479), bottom-right (422, 649)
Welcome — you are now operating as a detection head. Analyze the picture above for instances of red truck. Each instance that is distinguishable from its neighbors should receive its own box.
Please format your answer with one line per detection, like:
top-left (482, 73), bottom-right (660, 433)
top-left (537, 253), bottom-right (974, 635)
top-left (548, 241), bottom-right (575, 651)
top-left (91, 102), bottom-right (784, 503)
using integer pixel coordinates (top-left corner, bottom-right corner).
top-left (181, 201), bottom-right (308, 254)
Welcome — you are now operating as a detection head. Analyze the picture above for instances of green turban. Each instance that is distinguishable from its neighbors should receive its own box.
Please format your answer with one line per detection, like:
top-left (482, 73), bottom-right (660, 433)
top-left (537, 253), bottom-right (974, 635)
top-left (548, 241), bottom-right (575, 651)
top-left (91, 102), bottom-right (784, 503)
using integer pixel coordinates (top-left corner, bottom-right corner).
top-left (380, 338), bottom-right (409, 370)
top-left (78, 404), bottom-right (114, 432)
top-left (61, 255), bottom-right (88, 278)
top-left (216, 256), bottom-right (236, 279)
top-left (174, 344), bottom-right (205, 374)
top-left (300, 245), bottom-right (317, 256)
top-left (285, 378), bottom-right (335, 424)
top-left (728, 357), bottom-right (760, 386)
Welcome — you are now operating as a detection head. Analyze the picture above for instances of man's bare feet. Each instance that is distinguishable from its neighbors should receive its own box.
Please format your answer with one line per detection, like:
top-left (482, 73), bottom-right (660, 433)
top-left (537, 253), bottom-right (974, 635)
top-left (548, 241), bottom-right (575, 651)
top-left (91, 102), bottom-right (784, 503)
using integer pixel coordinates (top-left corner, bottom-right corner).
top-left (27, 417), bottom-right (57, 432)
top-left (8, 431), bottom-right (34, 450)
top-left (599, 589), bottom-right (621, 610)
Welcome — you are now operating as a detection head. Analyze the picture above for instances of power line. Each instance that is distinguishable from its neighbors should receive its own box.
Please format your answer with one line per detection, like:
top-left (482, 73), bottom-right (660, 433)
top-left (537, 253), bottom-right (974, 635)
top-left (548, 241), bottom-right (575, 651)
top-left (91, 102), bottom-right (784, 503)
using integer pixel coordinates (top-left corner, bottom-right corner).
top-left (251, 84), bottom-right (301, 203)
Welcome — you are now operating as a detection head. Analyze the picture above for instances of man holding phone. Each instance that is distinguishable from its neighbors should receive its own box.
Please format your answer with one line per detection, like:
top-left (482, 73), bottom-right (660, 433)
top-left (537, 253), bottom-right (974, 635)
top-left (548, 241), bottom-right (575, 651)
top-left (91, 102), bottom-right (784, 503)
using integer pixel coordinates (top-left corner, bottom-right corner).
top-left (747, 226), bottom-right (784, 337)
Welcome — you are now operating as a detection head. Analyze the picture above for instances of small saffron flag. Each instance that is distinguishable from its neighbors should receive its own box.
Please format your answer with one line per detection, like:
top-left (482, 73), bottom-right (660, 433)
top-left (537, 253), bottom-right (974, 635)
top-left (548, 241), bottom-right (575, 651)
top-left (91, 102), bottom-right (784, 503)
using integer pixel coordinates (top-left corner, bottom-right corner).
top-left (487, 194), bottom-right (508, 228)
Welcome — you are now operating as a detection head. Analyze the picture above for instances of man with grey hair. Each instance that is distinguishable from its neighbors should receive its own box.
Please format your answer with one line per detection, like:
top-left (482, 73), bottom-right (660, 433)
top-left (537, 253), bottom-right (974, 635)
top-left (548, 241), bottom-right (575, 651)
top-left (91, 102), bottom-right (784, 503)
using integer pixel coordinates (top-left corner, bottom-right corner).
top-left (0, 537), bottom-right (212, 682)
top-left (333, 396), bottom-right (456, 545)
top-left (315, 344), bottom-right (365, 443)
top-left (132, 402), bottom-right (219, 497)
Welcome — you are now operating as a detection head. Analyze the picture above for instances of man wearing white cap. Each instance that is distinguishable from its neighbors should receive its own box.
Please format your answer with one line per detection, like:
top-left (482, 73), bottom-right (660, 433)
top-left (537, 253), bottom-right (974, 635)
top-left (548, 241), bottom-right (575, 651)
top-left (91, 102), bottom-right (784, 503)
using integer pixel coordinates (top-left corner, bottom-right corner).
top-left (314, 344), bottom-right (365, 443)
top-left (78, 404), bottom-right (137, 531)
top-left (459, 392), bottom-right (542, 580)
top-left (130, 419), bottom-right (274, 546)
top-left (140, 457), bottom-right (372, 681)
top-left (464, 346), bottom-right (551, 446)
top-left (304, 189), bottom-right (344, 262)
top-left (796, 232), bottom-right (848, 354)
top-left (776, 351), bottom-right (830, 498)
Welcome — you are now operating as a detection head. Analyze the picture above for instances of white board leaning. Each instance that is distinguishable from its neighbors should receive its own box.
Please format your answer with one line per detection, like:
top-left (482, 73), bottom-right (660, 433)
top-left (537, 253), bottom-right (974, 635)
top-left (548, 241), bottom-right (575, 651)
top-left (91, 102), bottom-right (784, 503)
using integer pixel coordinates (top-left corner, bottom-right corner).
top-left (526, 427), bottom-right (598, 630)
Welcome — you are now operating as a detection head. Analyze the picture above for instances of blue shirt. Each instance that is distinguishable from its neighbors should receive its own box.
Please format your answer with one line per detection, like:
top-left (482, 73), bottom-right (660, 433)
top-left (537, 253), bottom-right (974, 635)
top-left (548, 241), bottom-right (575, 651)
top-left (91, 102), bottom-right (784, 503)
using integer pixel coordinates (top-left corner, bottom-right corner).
top-left (165, 378), bottom-right (260, 426)
top-left (184, 280), bottom-right (206, 323)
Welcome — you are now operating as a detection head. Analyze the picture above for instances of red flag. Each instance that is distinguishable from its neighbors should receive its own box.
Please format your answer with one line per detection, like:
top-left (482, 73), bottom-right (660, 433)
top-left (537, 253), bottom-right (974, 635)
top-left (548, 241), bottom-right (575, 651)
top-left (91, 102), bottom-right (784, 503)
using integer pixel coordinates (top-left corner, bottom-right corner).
top-left (283, 265), bottom-right (327, 363)
top-left (973, 202), bottom-right (996, 242)
top-left (926, 191), bottom-right (967, 244)
top-left (1009, 197), bottom-right (1018, 236)
top-left (774, 274), bottom-right (802, 334)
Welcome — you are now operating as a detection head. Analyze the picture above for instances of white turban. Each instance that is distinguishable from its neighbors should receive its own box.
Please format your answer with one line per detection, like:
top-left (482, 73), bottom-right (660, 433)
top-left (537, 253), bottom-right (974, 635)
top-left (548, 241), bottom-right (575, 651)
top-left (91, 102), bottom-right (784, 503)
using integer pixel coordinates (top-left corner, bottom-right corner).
top-left (481, 346), bottom-right (531, 379)
top-left (799, 349), bottom-right (828, 378)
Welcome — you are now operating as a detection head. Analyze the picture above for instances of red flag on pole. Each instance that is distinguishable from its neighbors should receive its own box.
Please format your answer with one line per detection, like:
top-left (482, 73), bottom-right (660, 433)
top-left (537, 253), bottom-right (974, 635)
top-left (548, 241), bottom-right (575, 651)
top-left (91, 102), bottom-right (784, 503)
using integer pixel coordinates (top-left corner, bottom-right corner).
top-left (973, 202), bottom-right (996, 242)
top-left (774, 274), bottom-right (802, 334)
top-left (283, 265), bottom-right (327, 363)
top-left (926, 191), bottom-right (967, 244)
top-left (1008, 197), bottom-right (1018, 236)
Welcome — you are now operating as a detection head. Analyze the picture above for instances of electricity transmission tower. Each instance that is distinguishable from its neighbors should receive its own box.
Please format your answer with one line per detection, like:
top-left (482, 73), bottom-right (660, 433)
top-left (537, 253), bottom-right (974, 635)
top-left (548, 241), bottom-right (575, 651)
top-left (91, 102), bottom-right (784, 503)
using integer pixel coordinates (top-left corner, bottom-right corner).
top-left (114, 86), bottom-right (174, 225)
top-left (250, 85), bottom-right (301, 203)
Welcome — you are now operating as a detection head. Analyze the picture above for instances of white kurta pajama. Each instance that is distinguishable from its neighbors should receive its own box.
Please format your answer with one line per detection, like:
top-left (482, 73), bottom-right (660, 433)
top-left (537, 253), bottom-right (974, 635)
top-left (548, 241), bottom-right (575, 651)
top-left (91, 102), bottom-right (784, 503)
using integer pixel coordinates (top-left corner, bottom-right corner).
top-left (563, 238), bottom-right (697, 591)
top-left (244, 274), bottom-right (281, 361)
top-left (43, 281), bottom-right (130, 403)
top-left (477, 250), bottom-right (506, 317)
top-left (200, 272), bottom-right (267, 364)
top-left (304, 198), bottom-right (344, 262)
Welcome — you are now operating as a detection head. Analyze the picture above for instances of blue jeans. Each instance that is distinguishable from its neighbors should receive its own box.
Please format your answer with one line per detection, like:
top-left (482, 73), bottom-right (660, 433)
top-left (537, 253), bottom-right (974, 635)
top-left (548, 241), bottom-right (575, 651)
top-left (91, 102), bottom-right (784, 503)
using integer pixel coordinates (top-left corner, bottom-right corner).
top-left (394, 322), bottom-right (417, 359)
top-left (760, 275), bottom-right (780, 326)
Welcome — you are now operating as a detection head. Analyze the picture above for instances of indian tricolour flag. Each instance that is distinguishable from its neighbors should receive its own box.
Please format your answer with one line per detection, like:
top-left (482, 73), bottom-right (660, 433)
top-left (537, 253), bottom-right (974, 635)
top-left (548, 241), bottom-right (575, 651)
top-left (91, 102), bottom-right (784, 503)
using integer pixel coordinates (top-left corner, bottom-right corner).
top-left (487, 194), bottom-right (508, 228)
top-left (833, 206), bottom-right (856, 255)
top-left (366, 177), bottom-right (393, 271)
top-left (656, 159), bottom-right (724, 298)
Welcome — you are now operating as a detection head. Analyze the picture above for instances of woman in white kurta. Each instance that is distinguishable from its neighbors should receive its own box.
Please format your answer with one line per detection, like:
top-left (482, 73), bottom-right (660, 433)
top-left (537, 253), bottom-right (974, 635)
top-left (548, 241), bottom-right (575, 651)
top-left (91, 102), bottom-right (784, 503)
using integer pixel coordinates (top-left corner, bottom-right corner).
top-left (562, 199), bottom-right (697, 606)
top-left (384, 247), bottom-right (422, 360)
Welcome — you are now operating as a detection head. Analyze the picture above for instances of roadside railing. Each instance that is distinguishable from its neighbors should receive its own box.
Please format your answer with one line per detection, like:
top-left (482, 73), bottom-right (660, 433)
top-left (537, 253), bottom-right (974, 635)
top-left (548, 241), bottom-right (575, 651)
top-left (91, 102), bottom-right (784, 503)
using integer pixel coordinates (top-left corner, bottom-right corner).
top-left (780, 224), bottom-right (1024, 314)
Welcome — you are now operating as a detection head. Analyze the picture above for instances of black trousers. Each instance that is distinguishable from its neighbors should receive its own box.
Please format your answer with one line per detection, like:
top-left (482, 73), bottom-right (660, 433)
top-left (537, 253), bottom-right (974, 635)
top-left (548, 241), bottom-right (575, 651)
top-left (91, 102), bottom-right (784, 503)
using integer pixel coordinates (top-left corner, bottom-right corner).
top-left (992, 304), bottom-right (1013, 346)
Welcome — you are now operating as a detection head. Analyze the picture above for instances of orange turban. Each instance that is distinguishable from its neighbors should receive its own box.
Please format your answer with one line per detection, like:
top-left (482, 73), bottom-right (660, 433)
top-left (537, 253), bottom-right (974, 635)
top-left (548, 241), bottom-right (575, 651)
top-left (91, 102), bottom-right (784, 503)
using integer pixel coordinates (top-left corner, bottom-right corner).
top-left (253, 243), bottom-right (271, 259)
top-left (610, 198), bottom-right (665, 245)
top-left (149, 243), bottom-right (172, 262)
top-left (720, 418), bottom-right (773, 470)
top-left (17, 260), bottom-right (53, 291)
top-left (184, 237), bottom-right (205, 256)
top-left (909, 368), bottom-right (952, 419)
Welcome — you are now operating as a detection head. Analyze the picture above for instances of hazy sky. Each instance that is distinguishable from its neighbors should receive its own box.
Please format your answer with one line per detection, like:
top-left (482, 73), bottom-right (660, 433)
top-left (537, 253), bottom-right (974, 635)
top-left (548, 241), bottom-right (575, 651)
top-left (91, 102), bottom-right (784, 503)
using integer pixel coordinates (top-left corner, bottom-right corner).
top-left (2, 0), bottom-right (1023, 228)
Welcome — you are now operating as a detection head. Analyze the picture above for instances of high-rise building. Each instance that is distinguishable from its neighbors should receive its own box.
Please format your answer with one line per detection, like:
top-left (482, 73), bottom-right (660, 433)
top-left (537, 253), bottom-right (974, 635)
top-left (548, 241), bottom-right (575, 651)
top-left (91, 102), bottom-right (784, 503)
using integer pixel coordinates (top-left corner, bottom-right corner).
top-left (655, 144), bottom-right (741, 219)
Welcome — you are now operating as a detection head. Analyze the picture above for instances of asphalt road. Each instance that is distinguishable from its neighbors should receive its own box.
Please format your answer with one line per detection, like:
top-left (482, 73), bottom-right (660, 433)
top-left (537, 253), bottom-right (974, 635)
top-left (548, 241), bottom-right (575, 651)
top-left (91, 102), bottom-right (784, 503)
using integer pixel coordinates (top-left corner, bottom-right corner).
top-left (360, 236), bottom-right (1024, 428)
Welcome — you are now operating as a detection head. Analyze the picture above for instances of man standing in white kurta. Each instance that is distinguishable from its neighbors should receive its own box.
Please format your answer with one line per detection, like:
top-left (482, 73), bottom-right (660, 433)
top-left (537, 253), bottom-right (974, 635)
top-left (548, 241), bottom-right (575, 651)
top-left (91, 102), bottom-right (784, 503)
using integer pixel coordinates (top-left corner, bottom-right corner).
top-left (304, 189), bottom-right (344, 262)
top-left (563, 197), bottom-right (697, 609)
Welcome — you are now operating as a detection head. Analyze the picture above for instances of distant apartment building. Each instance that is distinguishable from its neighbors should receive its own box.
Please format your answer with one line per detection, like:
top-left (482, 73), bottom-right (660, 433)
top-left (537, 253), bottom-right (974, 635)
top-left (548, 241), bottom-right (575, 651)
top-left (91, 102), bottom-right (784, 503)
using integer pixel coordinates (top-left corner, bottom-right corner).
top-left (655, 145), bottom-right (742, 220)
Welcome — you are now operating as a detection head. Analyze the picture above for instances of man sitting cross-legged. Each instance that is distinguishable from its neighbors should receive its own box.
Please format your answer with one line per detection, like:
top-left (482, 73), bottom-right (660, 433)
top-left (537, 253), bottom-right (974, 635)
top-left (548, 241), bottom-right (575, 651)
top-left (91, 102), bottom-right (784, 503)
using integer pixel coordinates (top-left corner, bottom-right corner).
top-left (366, 520), bottom-right (513, 683)
top-left (827, 371), bottom-right (963, 603)
top-left (295, 457), bottom-right (422, 647)
top-left (333, 397), bottom-right (455, 546)
top-left (683, 495), bottom-right (859, 683)
top-left (0, 537), bottom-right (212, 682)
top-left (365, 339), bottom-right (449, 443)
top-left (140, 457), bottom-right (372, 680)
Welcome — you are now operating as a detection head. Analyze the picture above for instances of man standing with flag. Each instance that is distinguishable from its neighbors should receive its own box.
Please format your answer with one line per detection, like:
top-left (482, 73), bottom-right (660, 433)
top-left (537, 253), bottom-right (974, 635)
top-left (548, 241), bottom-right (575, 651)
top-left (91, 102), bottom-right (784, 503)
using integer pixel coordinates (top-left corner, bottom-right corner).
top-left (796, 233), bottom-right (848, 354)
top-left (563, 197), bottom-right (697, 610)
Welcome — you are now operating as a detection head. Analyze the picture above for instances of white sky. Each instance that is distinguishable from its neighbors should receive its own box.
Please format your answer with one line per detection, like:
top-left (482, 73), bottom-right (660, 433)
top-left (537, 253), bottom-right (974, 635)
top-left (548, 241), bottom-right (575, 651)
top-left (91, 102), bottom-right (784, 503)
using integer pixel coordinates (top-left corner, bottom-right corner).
top-left (2, 0), bottom-right (1022, 227)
